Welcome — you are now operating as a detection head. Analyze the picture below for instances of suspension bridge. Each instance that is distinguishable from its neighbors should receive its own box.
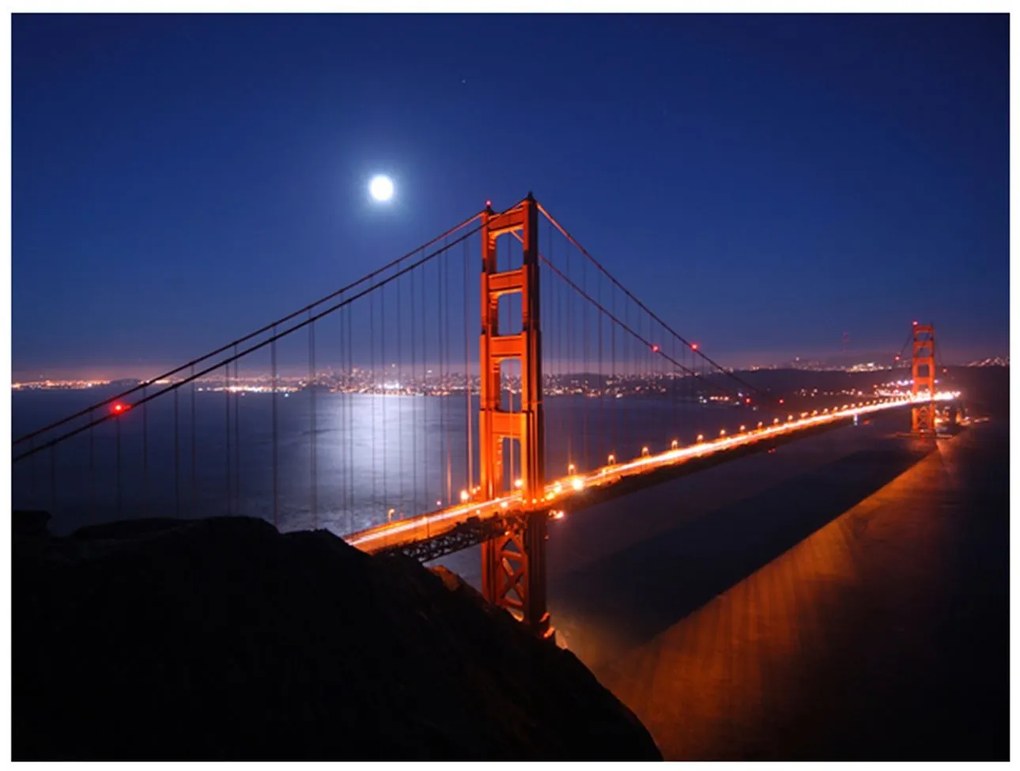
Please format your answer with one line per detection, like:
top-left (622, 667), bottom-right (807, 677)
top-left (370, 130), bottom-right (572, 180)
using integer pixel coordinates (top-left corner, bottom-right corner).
top-left (12, 194), bottom-right (957, 638)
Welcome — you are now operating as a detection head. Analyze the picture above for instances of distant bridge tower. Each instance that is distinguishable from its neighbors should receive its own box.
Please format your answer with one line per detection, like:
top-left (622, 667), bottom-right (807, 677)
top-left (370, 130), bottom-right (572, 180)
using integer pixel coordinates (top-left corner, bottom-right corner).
top-left (911, 322), bottom-right (936, 434)
top-left (478, 194), bottom-right (551, 638)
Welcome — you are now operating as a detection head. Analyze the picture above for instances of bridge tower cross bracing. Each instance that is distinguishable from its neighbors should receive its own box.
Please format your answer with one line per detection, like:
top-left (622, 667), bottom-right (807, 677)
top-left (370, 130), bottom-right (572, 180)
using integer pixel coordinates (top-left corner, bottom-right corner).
top-left (478, 194), bottom-right (552, 639)
top-left (911, 322), bottom-right (936, 434)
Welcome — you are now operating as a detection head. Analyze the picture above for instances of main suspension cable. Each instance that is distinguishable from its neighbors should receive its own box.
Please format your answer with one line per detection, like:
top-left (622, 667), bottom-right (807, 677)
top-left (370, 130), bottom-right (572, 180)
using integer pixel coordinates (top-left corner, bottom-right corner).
top-left (14, 216), bottom-right (492, 463)
top-left (537, 202), bottom-right (768, 400)
top-left (14, 210), bottom-right (486, 447)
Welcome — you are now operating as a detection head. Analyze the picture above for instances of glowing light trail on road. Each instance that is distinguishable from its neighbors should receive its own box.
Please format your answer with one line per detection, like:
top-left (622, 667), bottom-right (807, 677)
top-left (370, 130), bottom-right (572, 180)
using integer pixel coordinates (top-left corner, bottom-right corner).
top-left (346, 391), bottom-right (959, 555)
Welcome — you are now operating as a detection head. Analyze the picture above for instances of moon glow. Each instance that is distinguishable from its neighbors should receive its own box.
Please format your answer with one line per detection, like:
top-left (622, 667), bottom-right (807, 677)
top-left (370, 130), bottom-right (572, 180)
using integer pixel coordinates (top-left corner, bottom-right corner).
top-left (369, 175), bottom-right (395, 202)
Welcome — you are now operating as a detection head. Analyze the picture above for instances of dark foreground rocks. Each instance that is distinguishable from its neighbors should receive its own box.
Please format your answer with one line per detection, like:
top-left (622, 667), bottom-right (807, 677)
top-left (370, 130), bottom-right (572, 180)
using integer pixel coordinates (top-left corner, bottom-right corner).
top-left (14, 514), bottom-right (661, 761)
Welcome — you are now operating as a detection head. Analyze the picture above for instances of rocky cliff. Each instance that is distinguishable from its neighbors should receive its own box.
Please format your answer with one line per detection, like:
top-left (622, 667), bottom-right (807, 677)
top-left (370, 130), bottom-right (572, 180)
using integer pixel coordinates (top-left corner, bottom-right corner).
top-left (14, 513), bottom-right (660, 760)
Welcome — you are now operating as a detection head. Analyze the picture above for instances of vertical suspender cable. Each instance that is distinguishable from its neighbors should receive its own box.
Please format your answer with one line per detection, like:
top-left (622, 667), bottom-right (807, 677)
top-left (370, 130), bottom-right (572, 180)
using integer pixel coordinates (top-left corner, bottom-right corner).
top-left (564, 238), bottom-right (572, 471)
top-left (411, 261), bottom-right (419, 514)
top-left (271, 325), bottom-right (279, 529)
top-left (421, 255), bottom-right (429, 510)
top-left (582, 254), bottom-right (589, 469)
top-left (381, 279), bottom-right (388, 516)
top-left (440, 237), bottom-right (448, 503)
top-left (346, 305), bottom-right (354, 531)
top-left (224, 363), bottom-right (231, 515)
top-left (463, 237), bottom-right (473, 495)
top-left (397, 256), bottom-right (404, 512)
top-left (190, 363), bottom-right (197, 509)
top-left (611, 282), bottom-right (617, 459)
top-left (233, 348), bottom-right (240, 515)
top-left (340, 301), bottom-right (348, 522)
top-left (141, 385), bottom-right (148, 514)
top-left (370, 292), bottom-right (377, 515)
top-left (598, 268), bottom-right (605, 464)
top-left (309, 313), bottom-right (318, 529)
top-left (174, 387), bottom-right (181, 518)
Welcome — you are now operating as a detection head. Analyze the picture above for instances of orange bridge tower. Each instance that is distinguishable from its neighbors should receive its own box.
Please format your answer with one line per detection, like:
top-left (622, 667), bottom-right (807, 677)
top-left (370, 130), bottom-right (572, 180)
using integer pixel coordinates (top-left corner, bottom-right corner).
top-left (478, 194), bottom-right (551, 638)
top-left (911, 322), bottom-right (936, 435)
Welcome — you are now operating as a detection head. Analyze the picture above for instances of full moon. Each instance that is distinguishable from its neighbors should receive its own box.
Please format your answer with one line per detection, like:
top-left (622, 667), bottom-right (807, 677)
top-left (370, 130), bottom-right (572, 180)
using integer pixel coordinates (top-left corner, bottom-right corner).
top-left (369, 174), bottom-right (395, 202)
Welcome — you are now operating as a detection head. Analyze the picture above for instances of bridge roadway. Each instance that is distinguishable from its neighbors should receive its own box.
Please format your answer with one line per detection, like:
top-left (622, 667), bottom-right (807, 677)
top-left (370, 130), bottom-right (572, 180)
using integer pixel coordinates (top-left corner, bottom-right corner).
top-left (346, 393), bottom-right (956, 558)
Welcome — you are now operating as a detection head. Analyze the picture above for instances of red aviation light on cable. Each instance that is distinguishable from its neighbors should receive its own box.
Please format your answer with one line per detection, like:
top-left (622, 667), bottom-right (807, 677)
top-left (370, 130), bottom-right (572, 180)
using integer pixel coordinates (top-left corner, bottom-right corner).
top-left (690, 343), bottom-right (699, 351)
top-left (651, 344), bottom-right (660, 353)
top-left (111, 402), bottom-right (130, 415)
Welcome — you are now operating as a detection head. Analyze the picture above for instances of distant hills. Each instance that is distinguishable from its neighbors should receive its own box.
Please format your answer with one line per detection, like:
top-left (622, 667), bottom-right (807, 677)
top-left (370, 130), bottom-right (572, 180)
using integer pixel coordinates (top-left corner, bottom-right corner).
top-left (966, 357), bottom-right (1009, 367)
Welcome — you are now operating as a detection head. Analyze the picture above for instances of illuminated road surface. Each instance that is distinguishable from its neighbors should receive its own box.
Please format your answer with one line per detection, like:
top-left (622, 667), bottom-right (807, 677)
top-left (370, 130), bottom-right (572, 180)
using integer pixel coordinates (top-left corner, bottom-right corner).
top-left (346, 393), bottom-right (957, 555)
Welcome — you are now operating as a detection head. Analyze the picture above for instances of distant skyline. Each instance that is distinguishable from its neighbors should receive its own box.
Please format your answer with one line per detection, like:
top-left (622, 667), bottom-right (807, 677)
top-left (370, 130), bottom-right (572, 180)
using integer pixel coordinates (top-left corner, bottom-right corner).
top-left (13, 14), bottom-right (1009, 378)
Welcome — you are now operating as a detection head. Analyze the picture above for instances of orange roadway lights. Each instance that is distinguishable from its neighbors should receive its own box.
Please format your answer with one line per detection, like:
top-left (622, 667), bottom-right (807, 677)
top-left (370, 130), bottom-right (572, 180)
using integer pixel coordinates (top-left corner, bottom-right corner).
top-left (641, 446), bottom-right (650, 457)
top-left (571, 477), bottom-right (585, 491)
top-left (459, 489), bottom-right (470, 503)
top-left (719, 429), bottom-right (726, 436)
top-left (608, 453), bottom-right (616, 464)
top-left (550, 510), bottom-right (566, 520)
top-left (671, 439), bottom-right (679, 450)
top-left (739, 425), bottom-right (746, 432)
top-left (696, 434), bottom-right (704, 442)
top-left (514, 478), bottom-right (523, 489)
top-left (567, 463), bottom-right (576, 475)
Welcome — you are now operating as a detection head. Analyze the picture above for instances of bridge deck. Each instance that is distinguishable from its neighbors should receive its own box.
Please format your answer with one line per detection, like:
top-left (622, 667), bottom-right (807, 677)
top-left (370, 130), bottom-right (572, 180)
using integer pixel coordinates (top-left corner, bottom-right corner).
top-left (346, 394), bottom-right (954, 557)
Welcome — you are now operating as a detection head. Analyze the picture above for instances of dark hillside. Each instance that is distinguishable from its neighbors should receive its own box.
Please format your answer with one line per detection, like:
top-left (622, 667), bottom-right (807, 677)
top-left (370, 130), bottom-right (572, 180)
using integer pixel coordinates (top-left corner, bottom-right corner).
top-left (14, 514), bottom-right (660, 761)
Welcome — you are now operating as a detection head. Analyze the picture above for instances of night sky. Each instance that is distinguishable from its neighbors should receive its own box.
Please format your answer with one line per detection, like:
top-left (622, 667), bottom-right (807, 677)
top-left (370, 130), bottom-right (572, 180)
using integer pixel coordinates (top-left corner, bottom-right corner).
top-left (12, 14), bottom-right (1009, 378)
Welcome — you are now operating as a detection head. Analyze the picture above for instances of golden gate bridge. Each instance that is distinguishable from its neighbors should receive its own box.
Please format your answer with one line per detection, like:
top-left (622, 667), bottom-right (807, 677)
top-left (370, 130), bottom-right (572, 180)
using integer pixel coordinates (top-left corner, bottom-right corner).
top-left (12, 194), bottom-right (955, 638)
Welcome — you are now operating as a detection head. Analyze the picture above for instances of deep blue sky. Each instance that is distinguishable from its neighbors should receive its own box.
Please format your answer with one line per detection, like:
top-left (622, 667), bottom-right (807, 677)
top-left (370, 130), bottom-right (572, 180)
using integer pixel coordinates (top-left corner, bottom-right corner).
top-left (13, 14), bottom-right (1009, 377)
